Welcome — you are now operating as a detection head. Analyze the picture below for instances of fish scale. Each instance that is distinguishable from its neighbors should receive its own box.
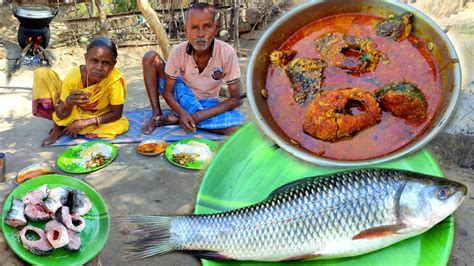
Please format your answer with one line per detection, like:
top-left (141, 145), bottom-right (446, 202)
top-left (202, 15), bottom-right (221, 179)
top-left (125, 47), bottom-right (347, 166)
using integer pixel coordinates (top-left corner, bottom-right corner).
top-left (168, 170), bottom-right (404, 261)
top-left (122, 168), bottom-right (467, 261)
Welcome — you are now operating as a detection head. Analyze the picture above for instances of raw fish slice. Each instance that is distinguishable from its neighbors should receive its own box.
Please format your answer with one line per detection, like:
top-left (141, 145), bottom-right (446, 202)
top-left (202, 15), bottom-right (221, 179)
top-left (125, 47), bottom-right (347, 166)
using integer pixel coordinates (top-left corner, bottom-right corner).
top-left (19, 226), bottom-right (54, 256)
top-left (24, 203), bottom-right (51, 222)
top-left (48, 187), bottom-right (70, 205)
top-left (43, 187), bottom-right (71, 213)
top-left (45, 220), bottom-right (69, 248)
top-left (56, 206), bottom-right (86, 232)
top-left (23, 184), bottom-right (48, 205)
top-left (43, 198), bottom-right (62, 214)
top-left (5, 197), bottom-right (27, 228)
top-left (65, 229), bottom-right (82, 252)
top-left (70, 214), bottom-right (86, 232)
top-left (67, 189), bottom-right (92, 216)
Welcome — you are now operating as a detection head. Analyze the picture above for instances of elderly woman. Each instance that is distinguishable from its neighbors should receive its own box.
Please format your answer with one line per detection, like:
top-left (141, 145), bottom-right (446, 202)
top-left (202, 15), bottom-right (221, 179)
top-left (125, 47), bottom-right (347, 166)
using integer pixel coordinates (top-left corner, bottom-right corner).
top-left (32, 36), bottom-right (129, 145)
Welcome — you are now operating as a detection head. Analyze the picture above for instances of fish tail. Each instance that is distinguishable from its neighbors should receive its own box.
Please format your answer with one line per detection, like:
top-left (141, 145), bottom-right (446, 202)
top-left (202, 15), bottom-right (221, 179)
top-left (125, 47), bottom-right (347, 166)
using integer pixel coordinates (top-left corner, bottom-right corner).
top-left (119, 215), bottom-right (176, 261)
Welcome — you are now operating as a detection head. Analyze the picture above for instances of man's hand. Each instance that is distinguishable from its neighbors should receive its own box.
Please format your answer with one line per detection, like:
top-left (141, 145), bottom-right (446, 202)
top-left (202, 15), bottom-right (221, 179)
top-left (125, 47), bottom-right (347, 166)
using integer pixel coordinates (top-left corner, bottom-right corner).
top-left (179, 111), bottom-right (196, 132)
top-left (63, 119), bottom-right (91, 138)
top-left (67, 91), bottom-right (91, 106)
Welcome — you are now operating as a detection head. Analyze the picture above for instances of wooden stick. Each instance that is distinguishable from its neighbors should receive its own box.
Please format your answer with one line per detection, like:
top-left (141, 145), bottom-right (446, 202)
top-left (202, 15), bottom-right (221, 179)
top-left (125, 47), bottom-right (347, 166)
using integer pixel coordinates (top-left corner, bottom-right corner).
top-left (233, 0), bottom-right (240, 50)
top-left (137, 0), bottom-right (171, 58)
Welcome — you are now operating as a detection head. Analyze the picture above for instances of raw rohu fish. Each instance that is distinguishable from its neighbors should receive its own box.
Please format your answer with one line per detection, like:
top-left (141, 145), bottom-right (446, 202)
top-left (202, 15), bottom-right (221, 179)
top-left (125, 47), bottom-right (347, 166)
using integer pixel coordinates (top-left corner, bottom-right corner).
top-left (23, 184), bottom-right (48, 205)
top-left (121, 169), bottom-right (467, 261)
top-left (19, 226), bottom-right (54, 256)
top-left (4, 185), bottom-right (93, 256)
top-left (45, 220), bottom-right (69, 248)
top-left (56, 206), bottom-right (86, 232)
top-left (24, 203), bottom-right (51, 222)
top-left (65, 229), bottom-right (82, 252)
top-left (5, 197), bottom-right (27, 228)
top-left (43, 198), bottom-right (62, 214)
top-left (68, 189), bottom-right (92, 216)
top-left (43, 187), bottom-right (70, 213)
top-left (49, 187), bottom-right (70, 205)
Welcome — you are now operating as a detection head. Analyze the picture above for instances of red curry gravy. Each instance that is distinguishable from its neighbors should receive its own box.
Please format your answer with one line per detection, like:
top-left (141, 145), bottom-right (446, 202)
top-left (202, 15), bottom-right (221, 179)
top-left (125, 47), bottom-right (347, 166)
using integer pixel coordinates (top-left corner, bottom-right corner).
top-left (265, 13), bottom-right (441, 161)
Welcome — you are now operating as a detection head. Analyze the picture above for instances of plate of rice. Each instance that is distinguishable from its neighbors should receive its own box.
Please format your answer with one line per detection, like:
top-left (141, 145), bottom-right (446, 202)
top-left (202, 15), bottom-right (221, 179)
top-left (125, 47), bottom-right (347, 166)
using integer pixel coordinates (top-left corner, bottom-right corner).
top-left (57, 141), bottom-right (117, 173)
top-left (165, 138), bottom-right (219, 170)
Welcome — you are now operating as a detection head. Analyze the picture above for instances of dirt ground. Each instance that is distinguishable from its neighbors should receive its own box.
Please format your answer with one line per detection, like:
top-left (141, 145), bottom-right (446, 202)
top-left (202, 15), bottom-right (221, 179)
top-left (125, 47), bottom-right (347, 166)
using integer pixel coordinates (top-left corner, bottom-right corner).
top-left (0, 2), bottom-right (473, 266)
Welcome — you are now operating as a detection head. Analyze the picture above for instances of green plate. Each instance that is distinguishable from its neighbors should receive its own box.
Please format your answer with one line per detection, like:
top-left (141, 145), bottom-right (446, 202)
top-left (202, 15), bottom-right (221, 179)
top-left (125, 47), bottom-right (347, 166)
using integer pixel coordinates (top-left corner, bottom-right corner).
top-left (195, 123), bottom-right (453, 266)
top-left (1, 174), bottom-right (110, 266)
top-left (165, 138), bottom-right (219, 170)
top-left (57, 141), bottom-right (117, 173)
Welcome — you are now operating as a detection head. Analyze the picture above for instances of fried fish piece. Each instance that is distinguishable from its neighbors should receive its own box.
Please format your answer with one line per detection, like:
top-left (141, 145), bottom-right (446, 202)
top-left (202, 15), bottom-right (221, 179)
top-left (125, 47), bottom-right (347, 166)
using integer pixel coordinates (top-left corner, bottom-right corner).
top-left (303, 88), bottom-right (381, 142)
top-left (269, 50), bottom-right (327, 104)
top-left (269, 49), bottom-right (297, 68)
top-left (286, 58), bottom-right (327, 103)
top-left (376, 12), bottom-right (414, 41)
top-left (315, 33), bottom-right (387, 75)
top-left (375, 81), bottom-right (427, 123)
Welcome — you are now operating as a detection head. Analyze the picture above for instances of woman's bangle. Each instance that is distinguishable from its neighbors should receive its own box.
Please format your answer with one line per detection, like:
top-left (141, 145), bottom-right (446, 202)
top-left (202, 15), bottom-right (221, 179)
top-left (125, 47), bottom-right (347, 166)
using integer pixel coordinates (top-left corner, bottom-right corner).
top-left (95, 116), bottom-right (101, 127)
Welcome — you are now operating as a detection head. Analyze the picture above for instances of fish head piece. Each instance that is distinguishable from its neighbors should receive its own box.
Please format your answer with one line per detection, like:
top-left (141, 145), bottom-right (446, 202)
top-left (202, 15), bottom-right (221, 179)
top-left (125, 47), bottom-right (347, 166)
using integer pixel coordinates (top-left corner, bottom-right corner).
top-left (398, 173), bottom-right (467, 229)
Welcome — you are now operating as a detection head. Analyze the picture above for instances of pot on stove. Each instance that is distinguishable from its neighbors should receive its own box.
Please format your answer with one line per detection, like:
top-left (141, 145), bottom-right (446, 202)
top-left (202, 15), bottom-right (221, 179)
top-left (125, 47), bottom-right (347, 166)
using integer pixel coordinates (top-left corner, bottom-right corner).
top-left (11, 5), bottom-right (58, 49)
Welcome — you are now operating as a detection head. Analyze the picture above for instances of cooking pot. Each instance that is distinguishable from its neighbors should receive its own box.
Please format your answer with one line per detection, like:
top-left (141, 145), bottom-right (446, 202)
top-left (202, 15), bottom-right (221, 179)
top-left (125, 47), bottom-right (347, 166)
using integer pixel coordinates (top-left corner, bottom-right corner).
top-left (246, 0), bottom-right (461, 167)
top-left (12, 5), bottom-right (58, 28)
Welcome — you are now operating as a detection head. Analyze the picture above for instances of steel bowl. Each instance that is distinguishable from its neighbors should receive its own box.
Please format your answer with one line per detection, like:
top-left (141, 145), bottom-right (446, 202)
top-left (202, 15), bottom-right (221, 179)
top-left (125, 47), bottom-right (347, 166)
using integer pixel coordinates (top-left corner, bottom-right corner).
top-left (247, 0), bottom-right (461, 167)
top-left (136, 139), bottom-right (168, 157)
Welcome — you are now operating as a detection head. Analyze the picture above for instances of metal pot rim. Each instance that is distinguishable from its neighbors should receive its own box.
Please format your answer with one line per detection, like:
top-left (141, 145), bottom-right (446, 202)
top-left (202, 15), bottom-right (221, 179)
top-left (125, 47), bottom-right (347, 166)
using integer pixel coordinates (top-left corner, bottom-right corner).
top-left (13, 5), bottom-right (57, 19)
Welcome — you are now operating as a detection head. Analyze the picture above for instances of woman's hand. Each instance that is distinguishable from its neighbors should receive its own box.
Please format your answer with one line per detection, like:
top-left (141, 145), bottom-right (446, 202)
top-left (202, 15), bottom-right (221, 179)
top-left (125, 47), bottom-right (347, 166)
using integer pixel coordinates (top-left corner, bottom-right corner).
top-left (179, 111), bottom-right (196, 132)
top-left (63, 119), bottom-right (91, 138)
top-left (66, 90), bottom-right (91, 106)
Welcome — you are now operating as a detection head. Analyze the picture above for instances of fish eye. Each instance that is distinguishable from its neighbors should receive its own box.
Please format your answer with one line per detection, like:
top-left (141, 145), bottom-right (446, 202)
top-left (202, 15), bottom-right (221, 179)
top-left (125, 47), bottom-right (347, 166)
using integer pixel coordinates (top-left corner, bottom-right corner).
top-left (437, 187), bottom-right (450, 200)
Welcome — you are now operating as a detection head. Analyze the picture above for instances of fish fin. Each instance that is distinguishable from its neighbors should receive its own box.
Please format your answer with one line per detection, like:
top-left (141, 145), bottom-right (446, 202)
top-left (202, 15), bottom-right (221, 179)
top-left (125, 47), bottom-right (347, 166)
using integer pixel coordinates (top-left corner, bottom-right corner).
top-left (267, 177), bottom-right (314, 199)
top-left (118, 215), bottom-right (176, 261)
top-left (352, 224), bottom-right (406, 240)
top-left (188, 250), bottom-right (230, 260)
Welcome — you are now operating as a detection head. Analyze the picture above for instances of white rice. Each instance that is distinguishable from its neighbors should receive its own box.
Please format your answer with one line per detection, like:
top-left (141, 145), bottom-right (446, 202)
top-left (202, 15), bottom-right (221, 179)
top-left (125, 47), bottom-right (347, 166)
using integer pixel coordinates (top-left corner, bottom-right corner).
top-left (172, 141), bottom-right (214, 162)
top-left (73, 143), bottom-right (112, 167)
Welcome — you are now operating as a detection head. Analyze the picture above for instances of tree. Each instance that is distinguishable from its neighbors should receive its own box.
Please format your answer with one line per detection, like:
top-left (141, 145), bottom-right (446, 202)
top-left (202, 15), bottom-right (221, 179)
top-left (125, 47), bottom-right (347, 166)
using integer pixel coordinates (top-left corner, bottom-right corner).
top-left (94, 0), bottom-right (107, 36)
top-left (137, 0), bottom-right (171, 59)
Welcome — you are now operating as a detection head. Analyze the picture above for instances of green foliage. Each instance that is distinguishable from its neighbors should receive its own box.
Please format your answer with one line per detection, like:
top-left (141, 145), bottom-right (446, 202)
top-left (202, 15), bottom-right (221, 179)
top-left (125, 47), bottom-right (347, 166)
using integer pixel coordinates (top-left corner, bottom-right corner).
top-left (74, 2), bottom-right (90, 18)
top-left (111, 0), bottom-right (138, 13)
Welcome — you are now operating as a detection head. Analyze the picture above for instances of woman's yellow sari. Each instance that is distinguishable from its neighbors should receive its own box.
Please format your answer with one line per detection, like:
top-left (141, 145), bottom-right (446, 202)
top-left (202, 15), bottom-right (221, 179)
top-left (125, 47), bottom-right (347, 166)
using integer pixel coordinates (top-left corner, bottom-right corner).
top-left (33, 67), bottom-right (129, 139)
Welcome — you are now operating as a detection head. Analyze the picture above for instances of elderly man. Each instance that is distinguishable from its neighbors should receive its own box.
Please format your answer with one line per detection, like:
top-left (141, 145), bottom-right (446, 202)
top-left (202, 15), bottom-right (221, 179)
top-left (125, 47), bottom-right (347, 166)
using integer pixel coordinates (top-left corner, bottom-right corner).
top-left (140, 3), bottom-right (245, 135)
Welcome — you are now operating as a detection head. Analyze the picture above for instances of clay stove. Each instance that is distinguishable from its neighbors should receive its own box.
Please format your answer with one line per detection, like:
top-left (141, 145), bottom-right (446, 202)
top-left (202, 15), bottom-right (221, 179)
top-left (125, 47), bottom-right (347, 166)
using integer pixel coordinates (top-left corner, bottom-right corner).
top-left (11, 5), bottom-right (57, 69)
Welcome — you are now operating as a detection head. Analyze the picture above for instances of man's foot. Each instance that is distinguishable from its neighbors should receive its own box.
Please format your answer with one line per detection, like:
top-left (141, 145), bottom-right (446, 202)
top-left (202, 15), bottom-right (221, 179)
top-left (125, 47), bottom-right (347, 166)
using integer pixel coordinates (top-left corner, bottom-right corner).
top-left (155, 113), bottom-right (179, 126)
top-left (141, 113), bottom-right (180, 135)
top-left (140, 116), bottom-right (157, 135)
top-left (41, 125), bottom-right (63, 146)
